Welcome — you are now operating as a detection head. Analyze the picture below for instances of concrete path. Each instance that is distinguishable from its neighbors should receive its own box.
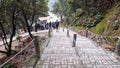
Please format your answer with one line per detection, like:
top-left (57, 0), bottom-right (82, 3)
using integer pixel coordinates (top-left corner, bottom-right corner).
top-left (36, 28), bottom-right (83, 68)
top-left (69, 29), bottom-right (120, 68)
top-left (35, 28), bottom-right (120, 68)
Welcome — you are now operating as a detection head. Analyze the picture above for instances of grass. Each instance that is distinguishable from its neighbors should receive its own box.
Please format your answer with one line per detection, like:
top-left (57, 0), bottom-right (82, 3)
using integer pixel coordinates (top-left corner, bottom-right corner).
top-left (104, 36), bottom-right (118, 45)
top-left (75, 1), bottom-right (120, 45)
top-left (91, 21), bottom-right (106, 34)
top-left (73, 26), bottom-right (84, 30)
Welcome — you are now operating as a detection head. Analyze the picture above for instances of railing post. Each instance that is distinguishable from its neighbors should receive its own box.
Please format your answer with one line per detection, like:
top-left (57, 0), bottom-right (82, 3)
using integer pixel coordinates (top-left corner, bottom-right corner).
top-left (73, 34), bottom-right (77, 47)
top-left (86, 28), bottom-right (88, 37)
top-left (115, 38), bottom-right (120, 56)
top-left (48, 28), bottom-right (51, 37)
top-left (63, 27), bottom-right (64, 32)
top-left (33, 36), bottom-right (40, 58)
top-left (67, 29), bottom-right (69, 37)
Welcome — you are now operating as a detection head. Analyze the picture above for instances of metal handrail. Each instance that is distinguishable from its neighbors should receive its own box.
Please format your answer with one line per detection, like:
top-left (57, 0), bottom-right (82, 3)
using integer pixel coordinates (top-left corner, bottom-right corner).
top-left (0, 39), bottom-right (34, 67)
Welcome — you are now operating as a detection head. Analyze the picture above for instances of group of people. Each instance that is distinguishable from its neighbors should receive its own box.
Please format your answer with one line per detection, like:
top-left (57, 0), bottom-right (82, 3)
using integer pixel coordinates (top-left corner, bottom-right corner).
top-left (34, 20), bottom-right (60, 32)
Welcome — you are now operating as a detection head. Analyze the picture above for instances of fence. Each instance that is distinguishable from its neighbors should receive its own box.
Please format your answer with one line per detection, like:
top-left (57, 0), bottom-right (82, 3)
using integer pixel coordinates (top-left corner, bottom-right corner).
top-left (0, 28), bottom-right (52, 68)
top-left (0, 35), bottom-right (42, 68)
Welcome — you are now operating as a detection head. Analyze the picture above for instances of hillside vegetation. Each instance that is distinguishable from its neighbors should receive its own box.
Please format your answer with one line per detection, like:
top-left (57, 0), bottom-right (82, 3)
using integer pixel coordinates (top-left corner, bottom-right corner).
top-left (52, 0), bottom-right (120, 36)
top-left (91, 2), bottom-right (120, 36)
top-left (52, 0), bottom-right (120, 44)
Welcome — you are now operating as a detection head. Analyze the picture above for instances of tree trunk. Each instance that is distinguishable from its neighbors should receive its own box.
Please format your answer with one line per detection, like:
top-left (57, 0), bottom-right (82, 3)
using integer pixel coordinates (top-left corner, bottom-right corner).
top-left (30, 2), bottom-right (36, 27)
top-left (17, 0), bottom-right (33, 38)
top-left (22, 9), bottom-right (33, 38)
top-left (7, 8), bottom-right (16, 56)
top-left (0, 21), bottom-right (9, 49)
top-left (23, 27), bottom-right (27, 32)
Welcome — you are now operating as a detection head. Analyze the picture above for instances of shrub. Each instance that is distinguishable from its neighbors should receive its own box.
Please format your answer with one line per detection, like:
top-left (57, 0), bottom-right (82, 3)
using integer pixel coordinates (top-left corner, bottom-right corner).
top-left (113, 20), bottom-right (119, 30)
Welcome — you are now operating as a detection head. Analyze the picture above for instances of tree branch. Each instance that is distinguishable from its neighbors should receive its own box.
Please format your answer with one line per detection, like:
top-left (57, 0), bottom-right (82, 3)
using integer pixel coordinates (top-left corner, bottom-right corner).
top-left (1, 37), bottom-right (8, 50)
top-left (0, 21), bottom-right (9, 46)
top-left (0, 50), bottom-right (7, 54)
top-left (7, 7), bottom-right (17, 56)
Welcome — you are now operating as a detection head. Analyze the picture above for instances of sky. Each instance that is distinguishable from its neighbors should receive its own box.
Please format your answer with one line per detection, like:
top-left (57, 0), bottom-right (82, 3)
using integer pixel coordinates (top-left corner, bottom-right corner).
top-left (47, 0), bottom-right (59, 22)
top-left (48, 0), bottom-right (57, 11)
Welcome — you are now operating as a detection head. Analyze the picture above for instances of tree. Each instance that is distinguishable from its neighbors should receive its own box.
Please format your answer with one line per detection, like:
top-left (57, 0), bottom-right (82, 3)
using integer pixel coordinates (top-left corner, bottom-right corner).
top-left (0, 0), bottom-right (19, 56)
top-left (0, 0), bottom-right (48, 56)
top-left (52, 0), bottom-right (118, 28)
top-left (17, 0), bottom-right (48, 38)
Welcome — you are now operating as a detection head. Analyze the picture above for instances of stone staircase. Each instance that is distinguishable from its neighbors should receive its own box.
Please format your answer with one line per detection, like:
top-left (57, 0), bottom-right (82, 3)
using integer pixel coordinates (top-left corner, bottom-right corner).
top-left (35, 29), bottom-right (83, 68)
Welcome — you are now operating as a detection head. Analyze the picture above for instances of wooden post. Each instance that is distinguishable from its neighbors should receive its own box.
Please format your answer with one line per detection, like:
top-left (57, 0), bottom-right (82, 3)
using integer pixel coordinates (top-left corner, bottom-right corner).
top-left (63, 27), bottom-right (64, 31)
top-left (33, 36), bottom-right (40, 58)
top-left (73, 34), bottom-right (77, 47)
top-left (67, 29), bottom-right (69, 37)
top-left (115, 38), bottom-right (120, 56)
top-left (86, 28), bottom-right (88, 37)
top-left (48, 28), bottom-right (51, 37)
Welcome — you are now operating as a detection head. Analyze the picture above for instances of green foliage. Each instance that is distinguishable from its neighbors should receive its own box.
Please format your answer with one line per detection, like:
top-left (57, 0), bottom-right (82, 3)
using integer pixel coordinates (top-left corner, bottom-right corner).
top-left (113, 20), bottom-right (119, 30)
top-left (53, 0), bottom-right (120, 37)
top-left (89, 7), bottom-right (98, 16)
top-left (0, 0), bottom-right (48, 56)
top-left (87, 21), bottom-right (96, 28)
top-left (81, 16), bottom-right (87, 20)
top-left (91, 21), bottom-right (106, 34)
top-left (94, 13), bottom-right (103, 20)
top-left (104, 36), bottom-right (118, 45)
top-left (3, 63), bottom-right (10, 68)
top-left (91, 1), bottom-right (120, 35)
top-left (67, 0), bottom-right (73, 4)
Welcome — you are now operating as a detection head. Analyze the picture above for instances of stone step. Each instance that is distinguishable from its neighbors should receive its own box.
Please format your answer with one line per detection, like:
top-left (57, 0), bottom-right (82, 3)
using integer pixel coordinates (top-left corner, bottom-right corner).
top-left (45, 46), bottom-right (73, 48)
top-left (41, 54), bottom-right (77, 57)
top-left (37, 56), bottom-right (82, 65)
top-left (23, 56), bottom-right (83, 68)
top-left (35, 64), bottom-right (84, 68)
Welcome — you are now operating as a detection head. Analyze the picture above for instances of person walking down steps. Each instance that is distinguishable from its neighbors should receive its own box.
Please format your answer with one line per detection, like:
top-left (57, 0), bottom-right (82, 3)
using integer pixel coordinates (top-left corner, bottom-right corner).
top-left (55, 20), bottom-right (59, 32)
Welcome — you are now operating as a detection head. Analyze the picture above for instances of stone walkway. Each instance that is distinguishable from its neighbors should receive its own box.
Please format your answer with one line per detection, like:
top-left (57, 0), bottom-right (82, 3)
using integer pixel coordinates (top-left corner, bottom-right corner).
top-left (69, 30), bottom-right (120, 68)
top-left (36, 28), bottom-right (83, 68)
top-left (35, 28), bottom-right (120, 68)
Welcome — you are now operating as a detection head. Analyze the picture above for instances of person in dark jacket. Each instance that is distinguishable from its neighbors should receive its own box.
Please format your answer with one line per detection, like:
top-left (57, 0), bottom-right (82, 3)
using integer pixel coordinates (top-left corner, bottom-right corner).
top-left (55, 20), bottom-right (59, 32)
top-left (35, 24), bottom-right (38, 32)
